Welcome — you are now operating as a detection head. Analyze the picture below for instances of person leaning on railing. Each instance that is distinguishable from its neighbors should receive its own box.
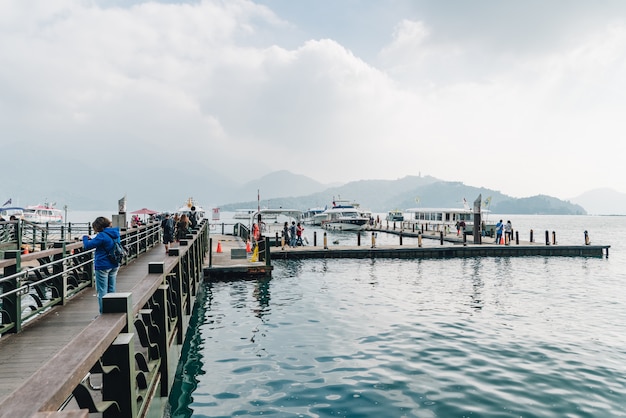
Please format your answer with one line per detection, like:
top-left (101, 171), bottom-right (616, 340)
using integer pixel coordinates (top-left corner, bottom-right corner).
top-left (82, 216), bottom-right (121, 315)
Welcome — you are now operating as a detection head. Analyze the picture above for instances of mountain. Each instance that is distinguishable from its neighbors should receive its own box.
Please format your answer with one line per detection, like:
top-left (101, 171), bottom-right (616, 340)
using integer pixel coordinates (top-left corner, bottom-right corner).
top-left (220, 173), bottom-right (586, 215)
top-left (569, 188), bottom-right (626, 215)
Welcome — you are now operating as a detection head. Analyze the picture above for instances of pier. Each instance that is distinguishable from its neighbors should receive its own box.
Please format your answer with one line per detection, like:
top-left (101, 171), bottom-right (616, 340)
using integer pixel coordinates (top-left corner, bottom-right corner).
top-left (0, 220), bottom-right (208, 417)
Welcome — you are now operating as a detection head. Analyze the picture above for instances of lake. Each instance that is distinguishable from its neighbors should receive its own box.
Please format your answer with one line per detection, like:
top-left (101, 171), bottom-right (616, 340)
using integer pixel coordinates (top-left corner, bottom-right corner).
top-left (164, 214), bottom-right (626, 417)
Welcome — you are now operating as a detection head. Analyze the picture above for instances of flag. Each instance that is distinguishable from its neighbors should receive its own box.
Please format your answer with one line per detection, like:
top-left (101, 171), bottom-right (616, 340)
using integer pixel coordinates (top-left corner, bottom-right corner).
top-left (483, 196), bottom-right (492, 208)
top-left (2, 198), bottom-right (11, 206)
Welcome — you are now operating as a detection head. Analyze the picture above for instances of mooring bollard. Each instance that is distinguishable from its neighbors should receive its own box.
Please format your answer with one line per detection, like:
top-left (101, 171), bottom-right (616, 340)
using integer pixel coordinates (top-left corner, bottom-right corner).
top-left (552, 231), bottom-right (556, 245)
top-left (399, 232), bottom-right (403, 246)
top-left (323, 232), bottom-right (328, 249)
top-left (275, 232), bottom-right (280, 247)
top-left (371, 232), bottom-right (376, 248)
top-left (463, 231), bottom-right (467, 246)
top-left (418, 232), bottom-right (423, 248)
top-left (440, 231), bottom-right (444, 245)
top-left (545, 230), bottom-right (549, 245)
top-left (357, 231), bottom-right (361, 246)
top-left (314, 231), bottom-right (317, 246)
top-left (515, 230), bottom-right (519, 245)
top-left (530, 229), bottom-right (534, 243)
top-left (584, 230), bottom-right (590, 245)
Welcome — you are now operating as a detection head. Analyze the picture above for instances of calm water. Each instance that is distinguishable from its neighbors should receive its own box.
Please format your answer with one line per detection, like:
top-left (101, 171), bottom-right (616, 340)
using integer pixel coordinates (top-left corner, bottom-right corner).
top-left (165, 214), bottom-right (625, 417)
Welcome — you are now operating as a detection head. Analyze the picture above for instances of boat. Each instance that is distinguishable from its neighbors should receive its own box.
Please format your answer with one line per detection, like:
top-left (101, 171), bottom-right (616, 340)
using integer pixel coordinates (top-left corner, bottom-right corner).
top-left (318, 199), bottom-right (370, 231)
top-left (22, 204), bottom-right (63, 223)
top-left (302, 207), bottom-right (326, 225)
top-left (233, 208), bottom-right (257, 220)
top-left (386, 210), bottom-right (404, 222)
top-left (404, 202), bottom-right (493, 235)
top-left (0, 207), bottom-right (24, 220)
top-left (176, 197), bottom-right (206, 219)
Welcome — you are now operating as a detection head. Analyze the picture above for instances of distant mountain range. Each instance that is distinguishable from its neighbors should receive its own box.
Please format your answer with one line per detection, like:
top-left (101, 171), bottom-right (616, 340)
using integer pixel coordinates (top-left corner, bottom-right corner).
top-left (219, 172), bottom-right (603, 215)
top-left (3, 169), bottom-right (625, 215)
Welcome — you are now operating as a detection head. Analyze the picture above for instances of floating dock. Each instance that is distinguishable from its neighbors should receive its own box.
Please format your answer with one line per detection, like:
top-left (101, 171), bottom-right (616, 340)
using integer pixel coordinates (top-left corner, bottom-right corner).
top-left (204, 232), bottom-right (610, 281)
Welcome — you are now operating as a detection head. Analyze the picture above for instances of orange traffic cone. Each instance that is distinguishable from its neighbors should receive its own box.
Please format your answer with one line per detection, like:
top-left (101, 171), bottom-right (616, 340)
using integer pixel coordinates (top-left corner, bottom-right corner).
top-left (246, 240), bottom-right (251, 253)
top-left (216, 241), bottom-right (222, 253)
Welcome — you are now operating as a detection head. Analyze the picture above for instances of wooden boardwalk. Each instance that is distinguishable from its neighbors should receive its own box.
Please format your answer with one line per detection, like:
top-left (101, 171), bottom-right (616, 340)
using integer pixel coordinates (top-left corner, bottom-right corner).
top-left (205, 235), bottom-right (272, 280)
top-left (0, 241), bottom-right (184, 414)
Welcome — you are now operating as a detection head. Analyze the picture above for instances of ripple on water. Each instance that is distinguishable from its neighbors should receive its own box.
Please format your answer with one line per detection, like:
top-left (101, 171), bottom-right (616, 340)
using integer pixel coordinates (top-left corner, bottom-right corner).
top-left (170, 253), bottom-right (626, 418)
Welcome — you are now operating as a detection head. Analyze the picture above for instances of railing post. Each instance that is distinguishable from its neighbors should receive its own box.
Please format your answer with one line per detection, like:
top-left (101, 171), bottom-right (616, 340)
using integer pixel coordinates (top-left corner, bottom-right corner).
top-left (154, 285), bottom-right (171, 397)
top-left (2, 250), bottom-right (22, 334)
top-left (102, 292), bottom-right (136, 418)
top-left (102, 333), bottom-right (137, 418)
top-left (53, 242), bottom-right (68, 305)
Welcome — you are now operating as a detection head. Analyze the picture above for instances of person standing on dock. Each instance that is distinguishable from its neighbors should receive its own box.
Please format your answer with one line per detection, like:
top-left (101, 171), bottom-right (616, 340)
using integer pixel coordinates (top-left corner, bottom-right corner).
top-left (289, 221), bottom-right (297, 247)
top-left (161, 213), bottom-right (175, 253)
top-left (82, 216), bottom-right (120, 314)
top-left (495, 219), bottom-right (504, 244)
top-left (176, 214), bottom-right (190, 241)
top-left (282, 221), bottom-right (290, 249)
top-left (189, 206), bottom-right (198, 229)
top-left (505, 220), bottom-right (513, 245)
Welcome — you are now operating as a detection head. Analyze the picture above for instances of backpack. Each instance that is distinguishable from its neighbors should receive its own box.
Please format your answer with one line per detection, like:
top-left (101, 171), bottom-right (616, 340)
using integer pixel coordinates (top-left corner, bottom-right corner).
top-left (103, 231), bottom-right (127, 265)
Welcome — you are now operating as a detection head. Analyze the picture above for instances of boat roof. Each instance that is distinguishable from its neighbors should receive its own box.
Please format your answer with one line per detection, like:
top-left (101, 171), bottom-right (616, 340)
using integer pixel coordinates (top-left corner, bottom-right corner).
top-left (251, 208), bottom-right (303, 220)
top-left (405, 207), bottom-right (490, 214)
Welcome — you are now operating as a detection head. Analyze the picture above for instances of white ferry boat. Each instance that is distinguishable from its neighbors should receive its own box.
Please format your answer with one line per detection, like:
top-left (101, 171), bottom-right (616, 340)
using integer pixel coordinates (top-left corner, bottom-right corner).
top-left (320, 205), bottom-right (369, 231)
top-left (386, 210), bottom-right (404, 222)
top-left (0, 207), bottom-right (24, 220)
top-left (23, 204), bottom-right (63, 223)
top-left (404, 204), bottom-right (494, 235)
top-left (176, 197), bottom-right (206, 220)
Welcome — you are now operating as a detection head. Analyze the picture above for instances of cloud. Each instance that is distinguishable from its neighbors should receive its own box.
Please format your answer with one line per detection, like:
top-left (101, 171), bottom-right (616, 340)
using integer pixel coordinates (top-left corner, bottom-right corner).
top-left (1, 0), bottom-right (626, 205)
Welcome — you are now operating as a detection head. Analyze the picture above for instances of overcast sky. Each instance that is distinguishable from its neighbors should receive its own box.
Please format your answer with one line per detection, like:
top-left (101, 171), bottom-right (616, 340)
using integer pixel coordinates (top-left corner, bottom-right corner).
top-left (2, 0), bottom-right (626, 200)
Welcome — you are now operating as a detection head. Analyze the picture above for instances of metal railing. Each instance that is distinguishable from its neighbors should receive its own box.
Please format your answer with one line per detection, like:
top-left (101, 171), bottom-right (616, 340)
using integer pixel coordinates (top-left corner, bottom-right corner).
top-left (0, 222), bottom-right (162, 336)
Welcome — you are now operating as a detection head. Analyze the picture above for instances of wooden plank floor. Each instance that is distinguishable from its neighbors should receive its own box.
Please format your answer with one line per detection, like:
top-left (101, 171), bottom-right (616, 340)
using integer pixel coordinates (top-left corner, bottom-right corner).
top-left (0, 242), bottom-right (180, 404)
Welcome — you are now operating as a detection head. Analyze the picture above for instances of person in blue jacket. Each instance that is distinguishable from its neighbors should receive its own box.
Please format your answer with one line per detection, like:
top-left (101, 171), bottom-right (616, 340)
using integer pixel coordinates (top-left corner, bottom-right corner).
top-left (83, 216), bottom-right (120, 314)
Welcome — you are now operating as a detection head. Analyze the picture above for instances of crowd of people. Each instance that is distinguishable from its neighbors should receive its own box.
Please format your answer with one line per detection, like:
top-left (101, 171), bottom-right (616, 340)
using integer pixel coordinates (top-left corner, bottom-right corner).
top-left (160, 206), bottom-right (199, 253)
top-left (281, 220), bottom-right (304, 248)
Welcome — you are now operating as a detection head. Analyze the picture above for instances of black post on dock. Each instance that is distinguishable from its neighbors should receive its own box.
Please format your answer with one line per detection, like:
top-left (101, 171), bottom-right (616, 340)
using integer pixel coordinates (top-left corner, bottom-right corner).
top-left (473, 194), bottom-right (482, 244)
top-left (515, 231), bottom-right (519, 245)
top-left (399, 232), bottom-right (403, 246)
top-left (440, 231), bottom-right (443, 245)
top-left (545, 230), bottom-right (550, 245)
top-left (265, 238), bottom-right (271, 266)
top-left (552, 231), bottom-right (556, 245)
top-left (314, 231), bottom-right (317, 246)
top-left (357, 232), bottom-right (361, 246)
top-left (530, 229), bottom-right (534, 243)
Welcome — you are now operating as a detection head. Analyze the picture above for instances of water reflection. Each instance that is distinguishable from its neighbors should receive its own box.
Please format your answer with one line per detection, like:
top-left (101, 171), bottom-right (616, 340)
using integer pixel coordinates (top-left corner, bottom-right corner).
top-left (253, 278), bottom-right (271, 320)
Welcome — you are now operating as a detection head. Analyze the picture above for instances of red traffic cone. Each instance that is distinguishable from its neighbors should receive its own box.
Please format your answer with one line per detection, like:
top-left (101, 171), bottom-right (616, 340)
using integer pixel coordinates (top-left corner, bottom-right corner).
top-left (246, 240), bottom-right (251, 253)
top-left (216, 241), bottom-right (222, 253)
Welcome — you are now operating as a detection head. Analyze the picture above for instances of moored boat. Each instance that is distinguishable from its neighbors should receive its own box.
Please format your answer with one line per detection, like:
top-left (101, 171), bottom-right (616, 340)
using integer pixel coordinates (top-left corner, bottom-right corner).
top-left (22, 204), bottom-right (63, 223)
top-left (386, 210), bottom-right (404, 222)
top-left (320, 204), bottom-right (369, 232)
top-left (176, 197), bottom-right (206, 220)
top-left (404, 202), bottom-right (494, 235)
top-left (0, 207), bottom-right (24, 220)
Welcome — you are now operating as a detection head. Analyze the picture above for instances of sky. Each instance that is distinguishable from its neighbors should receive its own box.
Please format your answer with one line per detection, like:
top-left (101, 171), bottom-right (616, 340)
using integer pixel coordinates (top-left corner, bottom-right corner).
top-left (2, 0), bottom-right (626, 200)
